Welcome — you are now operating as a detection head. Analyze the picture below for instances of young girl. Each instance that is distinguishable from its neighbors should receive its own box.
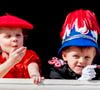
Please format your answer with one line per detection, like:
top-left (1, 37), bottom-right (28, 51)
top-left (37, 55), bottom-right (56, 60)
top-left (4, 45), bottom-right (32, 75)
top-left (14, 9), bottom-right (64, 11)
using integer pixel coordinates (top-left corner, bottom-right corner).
top-left (48, 9), bottom-right (100, 80)
top-left (0, 13), bottom-right (44, 84)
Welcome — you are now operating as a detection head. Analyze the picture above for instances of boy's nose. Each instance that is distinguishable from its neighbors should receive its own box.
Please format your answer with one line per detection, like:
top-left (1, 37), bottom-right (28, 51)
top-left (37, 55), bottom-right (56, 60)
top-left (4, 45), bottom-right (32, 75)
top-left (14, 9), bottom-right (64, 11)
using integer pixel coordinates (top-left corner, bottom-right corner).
top-left (78, 58), bottom-right (85, 64)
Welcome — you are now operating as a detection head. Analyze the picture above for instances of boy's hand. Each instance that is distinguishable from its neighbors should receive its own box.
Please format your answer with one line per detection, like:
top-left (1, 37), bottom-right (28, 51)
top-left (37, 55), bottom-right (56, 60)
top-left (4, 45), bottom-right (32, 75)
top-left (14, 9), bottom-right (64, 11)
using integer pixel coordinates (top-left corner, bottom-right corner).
top-left (78, 65), bottom-right (97, 80)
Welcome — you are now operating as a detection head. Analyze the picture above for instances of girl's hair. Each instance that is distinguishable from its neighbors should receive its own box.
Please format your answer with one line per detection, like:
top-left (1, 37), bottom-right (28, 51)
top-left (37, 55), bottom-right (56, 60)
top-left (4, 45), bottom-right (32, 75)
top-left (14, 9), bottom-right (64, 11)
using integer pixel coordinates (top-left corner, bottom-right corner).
top-left (22, 29), bottom-right (28, 40)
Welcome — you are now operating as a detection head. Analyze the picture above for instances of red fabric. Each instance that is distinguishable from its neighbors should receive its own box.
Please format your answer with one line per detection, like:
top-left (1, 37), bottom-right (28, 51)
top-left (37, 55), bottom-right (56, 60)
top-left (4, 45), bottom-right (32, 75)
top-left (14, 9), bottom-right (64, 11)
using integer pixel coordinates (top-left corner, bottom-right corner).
top-left (0, 50), bottom-right (41, 78)
top-left (0, 13), bottom-right (34, 30)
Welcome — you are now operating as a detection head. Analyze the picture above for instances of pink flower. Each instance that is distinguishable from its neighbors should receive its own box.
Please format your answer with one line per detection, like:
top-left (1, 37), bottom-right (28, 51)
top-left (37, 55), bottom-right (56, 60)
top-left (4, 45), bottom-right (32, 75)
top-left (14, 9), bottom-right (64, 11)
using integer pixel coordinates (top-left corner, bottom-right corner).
top-left (48, 57), bottom-right (65, 68)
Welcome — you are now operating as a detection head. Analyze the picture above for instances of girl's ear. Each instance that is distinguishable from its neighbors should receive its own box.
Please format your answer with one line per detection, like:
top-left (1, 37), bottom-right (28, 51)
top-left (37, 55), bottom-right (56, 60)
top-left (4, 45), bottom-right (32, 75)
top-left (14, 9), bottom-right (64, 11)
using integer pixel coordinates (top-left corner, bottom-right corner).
top-left (62, 51), bottom-right (67, 62)
top-left (0, 47), bottom-right (2, 54)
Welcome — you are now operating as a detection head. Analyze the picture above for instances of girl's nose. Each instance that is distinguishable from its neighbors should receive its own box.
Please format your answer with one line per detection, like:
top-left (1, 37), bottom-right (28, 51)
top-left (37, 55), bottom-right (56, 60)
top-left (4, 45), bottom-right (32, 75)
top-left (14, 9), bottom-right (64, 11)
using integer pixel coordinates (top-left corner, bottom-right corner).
top-left (11, 37), bottom-right (18, 42)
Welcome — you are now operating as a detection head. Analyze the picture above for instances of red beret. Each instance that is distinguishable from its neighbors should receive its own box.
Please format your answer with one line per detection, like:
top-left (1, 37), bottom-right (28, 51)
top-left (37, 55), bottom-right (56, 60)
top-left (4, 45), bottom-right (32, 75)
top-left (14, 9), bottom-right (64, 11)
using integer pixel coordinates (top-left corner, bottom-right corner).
top-left (0, 13), bottom-right (34, 30)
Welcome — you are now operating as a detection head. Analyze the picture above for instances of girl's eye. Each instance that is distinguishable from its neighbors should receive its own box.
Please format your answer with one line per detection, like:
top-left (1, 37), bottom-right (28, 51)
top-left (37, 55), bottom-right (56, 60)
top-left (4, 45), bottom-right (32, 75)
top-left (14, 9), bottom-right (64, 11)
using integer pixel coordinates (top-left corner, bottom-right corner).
top-left (16, 34), bottom-right (21, 37)
top-left (4, 35), bottom-right (11, 38)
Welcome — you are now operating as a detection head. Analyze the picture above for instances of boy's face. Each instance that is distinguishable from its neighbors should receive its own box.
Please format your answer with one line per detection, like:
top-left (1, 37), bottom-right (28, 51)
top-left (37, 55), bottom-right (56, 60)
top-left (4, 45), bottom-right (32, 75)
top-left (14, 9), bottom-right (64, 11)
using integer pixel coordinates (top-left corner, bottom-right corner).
top-left (62, 46), bottom-right (96, 75)
top-left (0, 27), bottom-right (24, 54)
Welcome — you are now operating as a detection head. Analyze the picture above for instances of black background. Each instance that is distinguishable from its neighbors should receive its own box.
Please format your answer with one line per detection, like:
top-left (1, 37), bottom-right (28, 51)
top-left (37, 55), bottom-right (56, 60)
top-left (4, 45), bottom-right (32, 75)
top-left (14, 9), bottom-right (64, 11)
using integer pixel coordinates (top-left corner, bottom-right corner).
top-left (0, 0), bottom-right (100, 78)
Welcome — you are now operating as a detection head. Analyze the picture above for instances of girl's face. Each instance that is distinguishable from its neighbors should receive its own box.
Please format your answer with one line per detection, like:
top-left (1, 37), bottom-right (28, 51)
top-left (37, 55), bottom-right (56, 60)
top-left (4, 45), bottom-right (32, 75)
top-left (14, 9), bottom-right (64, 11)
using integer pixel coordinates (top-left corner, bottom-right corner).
top-left (0, 27), bottom-right (24, 54)
top-left (62, 46), bottom-right (96, 75)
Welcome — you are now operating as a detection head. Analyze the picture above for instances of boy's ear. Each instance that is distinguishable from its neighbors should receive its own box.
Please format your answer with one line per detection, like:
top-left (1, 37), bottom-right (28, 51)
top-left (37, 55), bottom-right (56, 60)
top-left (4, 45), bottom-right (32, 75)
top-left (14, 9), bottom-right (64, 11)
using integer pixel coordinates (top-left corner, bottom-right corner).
top-left (62, 51), bottom-right (67, 61)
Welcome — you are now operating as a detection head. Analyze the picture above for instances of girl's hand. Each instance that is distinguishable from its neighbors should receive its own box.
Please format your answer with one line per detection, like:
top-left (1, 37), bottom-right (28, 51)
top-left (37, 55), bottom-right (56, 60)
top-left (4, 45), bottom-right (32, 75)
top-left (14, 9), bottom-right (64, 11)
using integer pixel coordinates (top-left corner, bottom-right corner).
top-left (31, 74), bottom-right (44, 85)
top-left (8, 46), bottom-right (27, 65)
top-left (28, 62), bottom-right (44, 85)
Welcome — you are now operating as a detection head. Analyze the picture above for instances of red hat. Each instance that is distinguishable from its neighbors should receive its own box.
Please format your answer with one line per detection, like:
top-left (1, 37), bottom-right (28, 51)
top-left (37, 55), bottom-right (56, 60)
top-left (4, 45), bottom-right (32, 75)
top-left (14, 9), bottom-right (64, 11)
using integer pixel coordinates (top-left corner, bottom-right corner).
top-left (0, 13), bottom-right (34, 30)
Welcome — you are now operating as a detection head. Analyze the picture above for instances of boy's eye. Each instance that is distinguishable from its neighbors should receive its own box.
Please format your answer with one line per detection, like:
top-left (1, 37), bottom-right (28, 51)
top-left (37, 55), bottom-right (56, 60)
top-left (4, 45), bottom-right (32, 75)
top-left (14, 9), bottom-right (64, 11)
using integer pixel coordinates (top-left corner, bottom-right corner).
top-left (85, 56), bottom-right (90, 60)
top-left (73, 55), bottom-right (80, 59)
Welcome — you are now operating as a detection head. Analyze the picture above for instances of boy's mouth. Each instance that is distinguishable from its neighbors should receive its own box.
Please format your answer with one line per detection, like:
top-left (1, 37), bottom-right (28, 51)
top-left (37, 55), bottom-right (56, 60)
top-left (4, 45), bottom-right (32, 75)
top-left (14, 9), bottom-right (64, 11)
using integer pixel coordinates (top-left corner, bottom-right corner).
top-left (76, 65), bottom-right (84, 69)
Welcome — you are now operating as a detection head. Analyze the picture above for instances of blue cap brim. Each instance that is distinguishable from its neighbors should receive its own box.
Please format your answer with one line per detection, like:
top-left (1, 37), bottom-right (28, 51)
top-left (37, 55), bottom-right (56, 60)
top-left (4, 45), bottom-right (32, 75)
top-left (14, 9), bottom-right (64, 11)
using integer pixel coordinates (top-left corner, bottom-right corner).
top-left (58, 38), bottom-right (100, 54)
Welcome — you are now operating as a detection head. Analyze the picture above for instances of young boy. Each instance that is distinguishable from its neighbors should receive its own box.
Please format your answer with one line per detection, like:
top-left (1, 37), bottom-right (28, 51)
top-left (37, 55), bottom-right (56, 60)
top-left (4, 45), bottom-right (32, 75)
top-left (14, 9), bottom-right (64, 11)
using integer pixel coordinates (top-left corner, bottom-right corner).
top-left (48, 9), bottom-right (100, 80)
top-left (0, 13), bottom-right (44, 84)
